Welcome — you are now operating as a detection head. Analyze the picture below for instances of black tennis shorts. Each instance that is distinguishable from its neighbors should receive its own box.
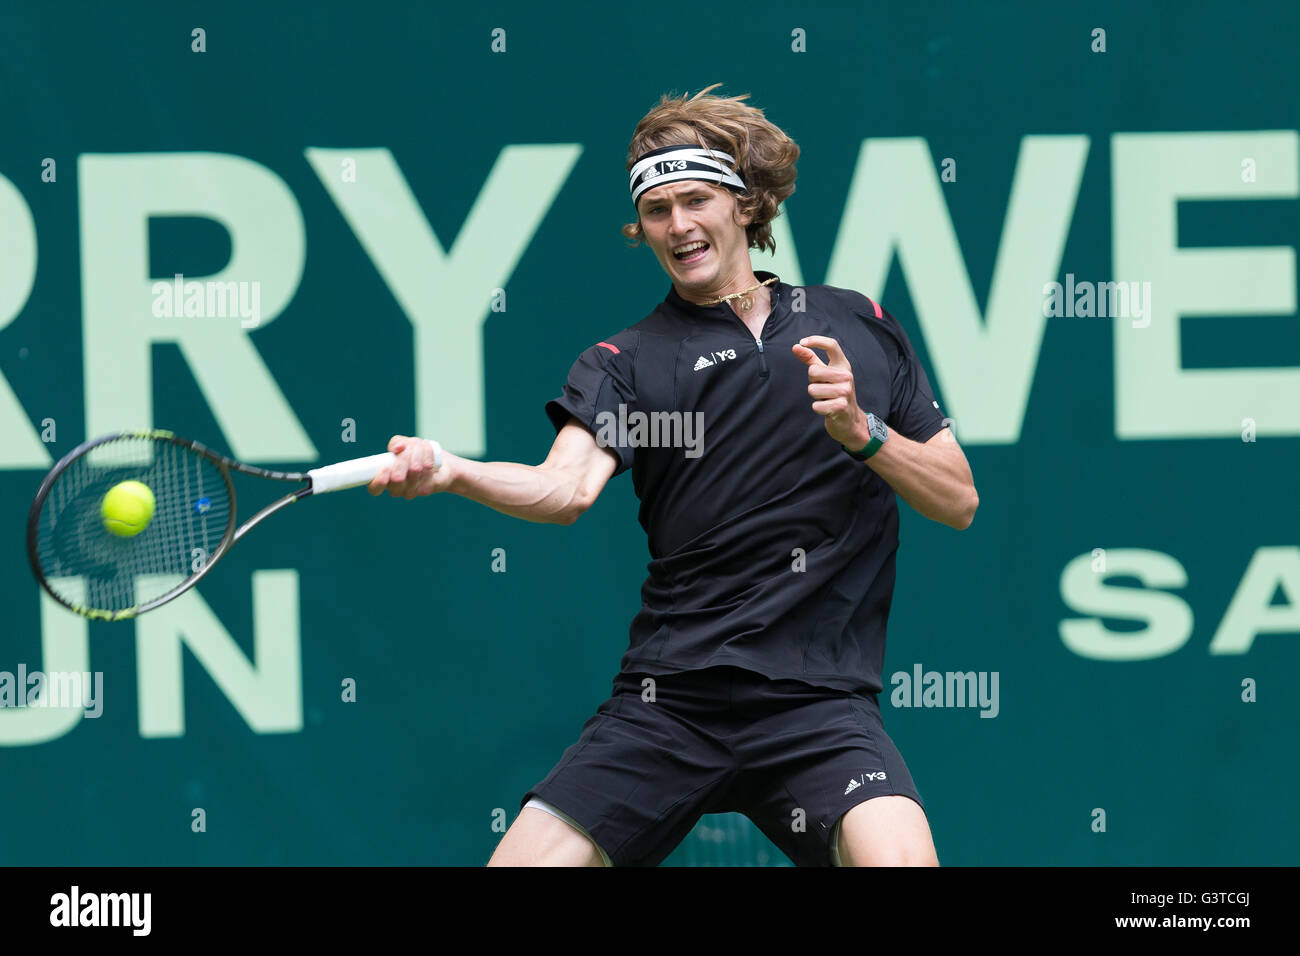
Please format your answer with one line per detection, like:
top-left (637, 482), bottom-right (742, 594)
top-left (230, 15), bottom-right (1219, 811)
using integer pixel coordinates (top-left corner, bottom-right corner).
top-left (520, 665), bottom-right (926, 866)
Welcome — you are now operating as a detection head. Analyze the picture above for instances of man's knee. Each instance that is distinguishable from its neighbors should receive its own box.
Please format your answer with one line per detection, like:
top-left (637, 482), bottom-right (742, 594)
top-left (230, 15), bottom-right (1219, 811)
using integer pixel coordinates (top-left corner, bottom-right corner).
top-left (836, 794), bottom-right (939, 867)
top-left (487, 805), bottom-right (609, 867)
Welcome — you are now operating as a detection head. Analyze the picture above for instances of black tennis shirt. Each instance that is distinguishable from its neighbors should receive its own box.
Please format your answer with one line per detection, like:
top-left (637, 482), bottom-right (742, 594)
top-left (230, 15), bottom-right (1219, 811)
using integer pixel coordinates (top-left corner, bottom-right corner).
top-left (545, 271), bottom-right (948, 695)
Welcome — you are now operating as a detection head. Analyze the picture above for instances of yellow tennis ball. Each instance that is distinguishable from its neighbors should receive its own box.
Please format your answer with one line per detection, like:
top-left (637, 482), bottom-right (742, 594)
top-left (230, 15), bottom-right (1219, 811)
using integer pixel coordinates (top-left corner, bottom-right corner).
top-left (101, 480), bottom-right (156, 538)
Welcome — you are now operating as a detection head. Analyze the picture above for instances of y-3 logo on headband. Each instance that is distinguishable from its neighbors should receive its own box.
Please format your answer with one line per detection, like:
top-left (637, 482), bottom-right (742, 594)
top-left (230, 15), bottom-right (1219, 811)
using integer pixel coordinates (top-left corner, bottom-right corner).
top-left (660, 160), bottom-right (688, 172)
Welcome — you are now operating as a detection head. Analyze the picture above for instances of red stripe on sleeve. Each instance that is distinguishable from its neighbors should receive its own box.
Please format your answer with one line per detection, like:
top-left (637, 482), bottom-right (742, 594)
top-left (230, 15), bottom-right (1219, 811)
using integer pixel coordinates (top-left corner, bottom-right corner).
top-left (596, 341), bottom-right (620, 353)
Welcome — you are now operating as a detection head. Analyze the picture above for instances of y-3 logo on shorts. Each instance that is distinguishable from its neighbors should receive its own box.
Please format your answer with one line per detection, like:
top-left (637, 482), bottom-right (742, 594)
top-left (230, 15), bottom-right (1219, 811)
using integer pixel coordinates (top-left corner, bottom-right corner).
top-left (844, 771), bottom-right (887, 795)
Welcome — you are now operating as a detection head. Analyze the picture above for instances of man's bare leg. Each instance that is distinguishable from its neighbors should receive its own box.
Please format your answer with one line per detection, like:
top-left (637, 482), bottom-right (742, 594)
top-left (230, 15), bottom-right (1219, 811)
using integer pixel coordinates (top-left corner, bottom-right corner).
top-left (487, 807), bottom-right (607, 867)
top-left (836, 794), bottom-right (939, 866)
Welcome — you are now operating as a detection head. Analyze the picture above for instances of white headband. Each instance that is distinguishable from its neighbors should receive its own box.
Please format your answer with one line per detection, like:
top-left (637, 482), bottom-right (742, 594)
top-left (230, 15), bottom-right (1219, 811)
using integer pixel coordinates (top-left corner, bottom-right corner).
top-left (629, 145), bottom-right (747, 206)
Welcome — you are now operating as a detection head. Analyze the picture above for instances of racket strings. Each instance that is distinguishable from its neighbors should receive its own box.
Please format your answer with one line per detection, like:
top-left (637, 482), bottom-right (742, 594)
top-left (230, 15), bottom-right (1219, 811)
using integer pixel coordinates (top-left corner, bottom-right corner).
top-left (34, 437), bottom-right (233, 613)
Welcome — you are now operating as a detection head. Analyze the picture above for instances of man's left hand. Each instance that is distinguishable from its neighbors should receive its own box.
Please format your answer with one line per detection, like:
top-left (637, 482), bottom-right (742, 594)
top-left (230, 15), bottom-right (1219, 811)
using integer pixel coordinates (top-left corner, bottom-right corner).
top-left (792, 335), bottom-right (870, 449)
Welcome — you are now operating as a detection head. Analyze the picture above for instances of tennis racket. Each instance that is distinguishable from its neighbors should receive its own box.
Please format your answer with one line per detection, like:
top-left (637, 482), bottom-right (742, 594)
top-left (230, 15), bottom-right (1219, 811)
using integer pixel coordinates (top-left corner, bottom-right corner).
top-left (26, 429), bottom-right (441, 621)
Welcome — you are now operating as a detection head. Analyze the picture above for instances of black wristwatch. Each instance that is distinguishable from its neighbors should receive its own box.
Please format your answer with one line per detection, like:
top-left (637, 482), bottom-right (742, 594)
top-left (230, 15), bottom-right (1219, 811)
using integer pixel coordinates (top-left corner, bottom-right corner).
top-left (843, 412), bottom-right (888, 460)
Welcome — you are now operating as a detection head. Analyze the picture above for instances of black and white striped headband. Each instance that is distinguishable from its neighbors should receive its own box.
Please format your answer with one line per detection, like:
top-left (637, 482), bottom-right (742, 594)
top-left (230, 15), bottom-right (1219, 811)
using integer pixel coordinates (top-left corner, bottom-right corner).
top-left (629, 144), bottom-right (747, 206)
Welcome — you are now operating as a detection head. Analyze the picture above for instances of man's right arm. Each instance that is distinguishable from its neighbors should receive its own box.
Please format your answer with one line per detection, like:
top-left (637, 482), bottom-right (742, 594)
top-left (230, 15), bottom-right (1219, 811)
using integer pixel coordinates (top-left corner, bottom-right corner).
top-left (366, 418), bottom-right (618, 525)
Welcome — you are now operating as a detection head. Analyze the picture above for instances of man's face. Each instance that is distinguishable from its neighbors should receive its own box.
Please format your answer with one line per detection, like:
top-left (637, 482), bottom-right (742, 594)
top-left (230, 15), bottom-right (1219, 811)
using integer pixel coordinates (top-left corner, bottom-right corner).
top-left (637, 181), bottom-right (751, 293)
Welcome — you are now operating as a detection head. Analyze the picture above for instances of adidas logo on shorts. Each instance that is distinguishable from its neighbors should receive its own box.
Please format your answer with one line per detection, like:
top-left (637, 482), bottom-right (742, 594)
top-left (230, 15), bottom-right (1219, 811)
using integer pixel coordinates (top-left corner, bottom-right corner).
top-left (845, 771), bottom-right (888, 795)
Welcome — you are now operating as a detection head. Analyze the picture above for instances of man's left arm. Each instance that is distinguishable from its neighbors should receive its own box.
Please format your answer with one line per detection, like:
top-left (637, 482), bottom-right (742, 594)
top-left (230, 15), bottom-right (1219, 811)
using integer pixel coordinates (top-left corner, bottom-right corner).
top-left (793, 334), bottom-right (979, 531)
top-left (855, 425), bottom-right (978, 530)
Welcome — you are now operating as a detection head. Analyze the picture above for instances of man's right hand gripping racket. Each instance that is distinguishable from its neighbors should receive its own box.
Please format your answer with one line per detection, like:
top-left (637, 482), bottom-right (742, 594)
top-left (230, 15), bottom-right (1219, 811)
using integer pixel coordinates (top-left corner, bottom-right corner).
top-left (26, 429), bottom-right (440, 621)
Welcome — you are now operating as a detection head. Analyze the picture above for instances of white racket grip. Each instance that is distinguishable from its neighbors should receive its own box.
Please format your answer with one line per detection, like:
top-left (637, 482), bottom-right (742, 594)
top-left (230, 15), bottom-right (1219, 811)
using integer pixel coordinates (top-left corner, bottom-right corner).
top-left (307, 442), bottom-right (444, 494)
top-left (308, 453), bottom-right (397, 494)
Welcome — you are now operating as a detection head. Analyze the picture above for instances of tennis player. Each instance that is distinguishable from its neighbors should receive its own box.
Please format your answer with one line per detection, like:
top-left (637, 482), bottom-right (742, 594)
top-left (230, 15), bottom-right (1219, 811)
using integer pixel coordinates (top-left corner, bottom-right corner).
top-left (369, 84), bottom-right (978, 866)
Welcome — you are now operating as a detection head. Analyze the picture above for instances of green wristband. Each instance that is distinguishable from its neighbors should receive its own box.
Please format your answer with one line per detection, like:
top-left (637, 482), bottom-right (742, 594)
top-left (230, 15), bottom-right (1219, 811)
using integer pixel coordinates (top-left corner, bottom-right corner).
top-left (842, 413), bottom-right (888, 460)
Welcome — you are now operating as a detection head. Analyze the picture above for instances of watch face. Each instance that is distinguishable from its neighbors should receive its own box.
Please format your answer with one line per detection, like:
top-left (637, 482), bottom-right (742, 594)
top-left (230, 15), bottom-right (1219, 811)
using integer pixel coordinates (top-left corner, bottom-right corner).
top-left (869, 413), bottom-right (888, 441)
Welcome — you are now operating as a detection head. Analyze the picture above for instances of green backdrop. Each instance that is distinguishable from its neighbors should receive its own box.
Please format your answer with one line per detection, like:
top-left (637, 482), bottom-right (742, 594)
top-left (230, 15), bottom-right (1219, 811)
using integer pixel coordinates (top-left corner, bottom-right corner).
top-left (1, 0), bottom-right (1297, 865)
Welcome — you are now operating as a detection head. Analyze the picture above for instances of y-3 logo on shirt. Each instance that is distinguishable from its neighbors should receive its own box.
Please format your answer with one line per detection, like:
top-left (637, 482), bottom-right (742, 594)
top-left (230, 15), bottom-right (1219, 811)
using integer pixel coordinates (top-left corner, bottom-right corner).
top-left (693, 348), bottom-right (737, 372)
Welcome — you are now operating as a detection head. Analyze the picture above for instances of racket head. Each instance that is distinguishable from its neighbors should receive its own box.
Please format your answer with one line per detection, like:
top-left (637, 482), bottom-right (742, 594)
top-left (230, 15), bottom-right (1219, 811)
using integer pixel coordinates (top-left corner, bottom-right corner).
top-left (26, 430), bottom-right (237, 620)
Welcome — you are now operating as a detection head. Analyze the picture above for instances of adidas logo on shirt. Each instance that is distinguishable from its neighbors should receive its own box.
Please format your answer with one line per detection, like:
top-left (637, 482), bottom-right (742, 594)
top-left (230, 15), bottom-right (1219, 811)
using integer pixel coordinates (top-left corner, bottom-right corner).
top-left (693, 349), bottom-right (737, 372)
top-left (844, 778), bottom-right (861, 795)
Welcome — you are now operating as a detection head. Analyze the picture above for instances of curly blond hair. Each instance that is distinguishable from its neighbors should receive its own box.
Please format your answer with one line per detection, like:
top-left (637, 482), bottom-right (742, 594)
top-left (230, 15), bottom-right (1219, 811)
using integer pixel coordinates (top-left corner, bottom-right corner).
top-left (622, 84), bottom-right (799, 256)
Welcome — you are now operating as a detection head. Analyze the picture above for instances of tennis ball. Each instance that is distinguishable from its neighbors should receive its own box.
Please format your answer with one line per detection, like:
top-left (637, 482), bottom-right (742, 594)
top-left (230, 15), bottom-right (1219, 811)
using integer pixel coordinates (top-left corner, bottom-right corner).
top-left (101, 480), bottom-right (156, 538)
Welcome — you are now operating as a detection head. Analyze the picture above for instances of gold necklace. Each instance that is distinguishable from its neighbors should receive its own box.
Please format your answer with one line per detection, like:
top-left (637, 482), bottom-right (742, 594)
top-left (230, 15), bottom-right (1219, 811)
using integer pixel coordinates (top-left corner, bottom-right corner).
top-left (701, 276), bottom-right (778, 312)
